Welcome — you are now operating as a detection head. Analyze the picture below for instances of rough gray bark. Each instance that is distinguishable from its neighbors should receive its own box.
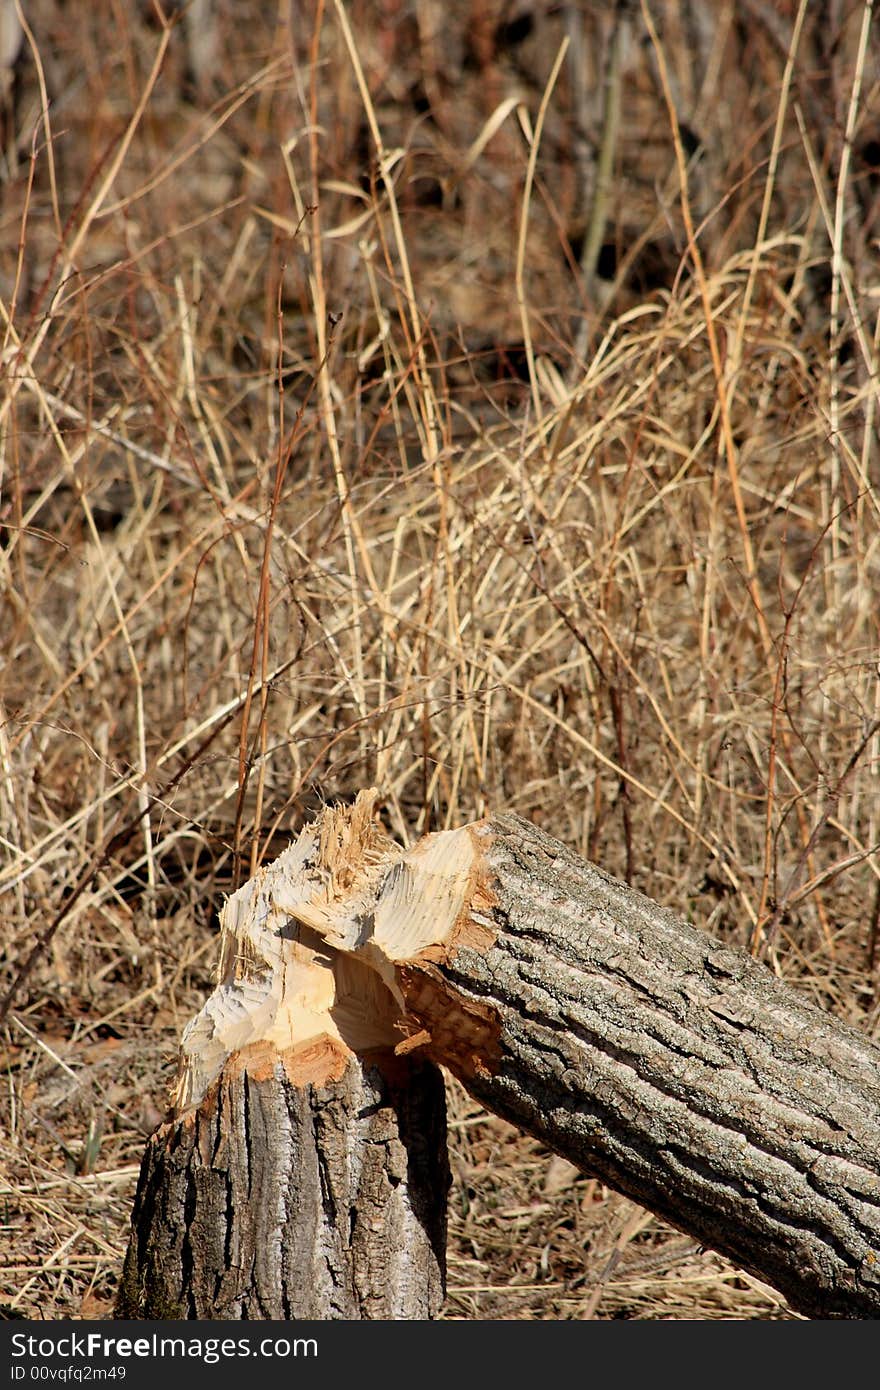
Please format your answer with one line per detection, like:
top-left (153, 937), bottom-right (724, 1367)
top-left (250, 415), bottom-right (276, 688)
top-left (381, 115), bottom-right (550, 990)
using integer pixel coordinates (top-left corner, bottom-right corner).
top-left (117, 1045), bottom-right (449, 1319)
top-left (387, 814), bottom-right (880, 1320)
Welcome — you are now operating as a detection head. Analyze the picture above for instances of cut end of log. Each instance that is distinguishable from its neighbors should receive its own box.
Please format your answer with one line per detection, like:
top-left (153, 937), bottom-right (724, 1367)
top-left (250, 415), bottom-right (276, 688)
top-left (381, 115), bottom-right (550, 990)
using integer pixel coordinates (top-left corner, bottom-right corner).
top-left (174, 792), bottom-right (500, 1114)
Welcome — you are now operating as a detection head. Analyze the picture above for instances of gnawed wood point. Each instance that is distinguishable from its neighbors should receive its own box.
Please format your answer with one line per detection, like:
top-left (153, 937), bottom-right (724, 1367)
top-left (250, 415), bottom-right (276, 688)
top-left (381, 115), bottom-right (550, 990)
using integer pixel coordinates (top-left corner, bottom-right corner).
top-left (174, 788), bottom-right (490, 1111)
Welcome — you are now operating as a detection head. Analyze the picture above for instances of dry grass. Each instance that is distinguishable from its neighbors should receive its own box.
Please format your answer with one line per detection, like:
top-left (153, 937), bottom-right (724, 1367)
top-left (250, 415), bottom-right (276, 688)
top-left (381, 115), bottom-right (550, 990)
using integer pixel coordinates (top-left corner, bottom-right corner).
top-left (1, 0), bottom-right (879, 1319)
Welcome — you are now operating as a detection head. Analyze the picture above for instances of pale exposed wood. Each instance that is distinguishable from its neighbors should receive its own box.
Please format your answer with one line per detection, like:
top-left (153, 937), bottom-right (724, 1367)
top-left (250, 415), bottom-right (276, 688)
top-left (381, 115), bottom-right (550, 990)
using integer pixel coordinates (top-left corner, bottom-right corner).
top-left (175, 790), bottom-right (402, 1111)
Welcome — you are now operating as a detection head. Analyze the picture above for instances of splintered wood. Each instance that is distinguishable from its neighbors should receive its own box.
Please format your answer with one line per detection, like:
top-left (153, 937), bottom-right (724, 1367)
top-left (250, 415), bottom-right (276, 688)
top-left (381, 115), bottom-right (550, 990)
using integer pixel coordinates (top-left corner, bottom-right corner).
top-left (174, 789), bottom-right (487, 1112)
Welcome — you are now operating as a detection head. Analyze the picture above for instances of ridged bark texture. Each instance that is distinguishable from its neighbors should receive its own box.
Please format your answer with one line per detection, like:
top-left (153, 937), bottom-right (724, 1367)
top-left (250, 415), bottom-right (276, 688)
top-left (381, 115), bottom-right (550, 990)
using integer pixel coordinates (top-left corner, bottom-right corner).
top-left (398, 814), bottom-right (880, 1319)
top-left (116, 1049), bottom-right (449, 1319)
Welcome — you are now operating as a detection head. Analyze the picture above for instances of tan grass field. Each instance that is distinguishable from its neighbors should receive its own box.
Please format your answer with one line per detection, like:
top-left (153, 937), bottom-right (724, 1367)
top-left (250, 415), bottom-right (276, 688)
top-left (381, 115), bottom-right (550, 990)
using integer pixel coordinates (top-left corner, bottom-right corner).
top-left (1, 0), bottom-right (879, 1319)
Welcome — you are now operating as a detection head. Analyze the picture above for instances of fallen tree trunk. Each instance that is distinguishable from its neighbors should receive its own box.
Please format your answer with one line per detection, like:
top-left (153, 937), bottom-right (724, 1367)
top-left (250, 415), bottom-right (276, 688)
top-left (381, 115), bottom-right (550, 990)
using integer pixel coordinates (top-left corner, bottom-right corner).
top-left (120, 792), bottom-right (880, 1319)
top-left (291, 799), bottom-right (880, 1320)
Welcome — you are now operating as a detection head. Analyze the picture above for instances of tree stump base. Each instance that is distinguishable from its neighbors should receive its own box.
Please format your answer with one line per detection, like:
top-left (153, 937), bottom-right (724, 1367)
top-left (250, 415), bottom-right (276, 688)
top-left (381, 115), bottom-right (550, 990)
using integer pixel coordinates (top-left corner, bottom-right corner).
top-left (117, 1046), bottom-right (448, 1319)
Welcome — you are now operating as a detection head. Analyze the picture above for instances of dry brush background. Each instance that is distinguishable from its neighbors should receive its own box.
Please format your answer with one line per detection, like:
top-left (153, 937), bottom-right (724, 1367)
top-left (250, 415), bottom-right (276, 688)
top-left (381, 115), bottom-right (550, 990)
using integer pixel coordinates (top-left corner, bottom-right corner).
top-left (1, 0), bottom-right (879, 1319)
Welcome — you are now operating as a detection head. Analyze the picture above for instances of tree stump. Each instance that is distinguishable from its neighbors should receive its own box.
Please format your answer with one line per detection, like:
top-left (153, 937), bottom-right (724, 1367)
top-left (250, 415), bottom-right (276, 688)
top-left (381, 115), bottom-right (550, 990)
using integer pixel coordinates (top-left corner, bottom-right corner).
top-left (117, 795), bottom-right (449, 1319)
top-left (120, 791), bottom-right (880, 1319)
